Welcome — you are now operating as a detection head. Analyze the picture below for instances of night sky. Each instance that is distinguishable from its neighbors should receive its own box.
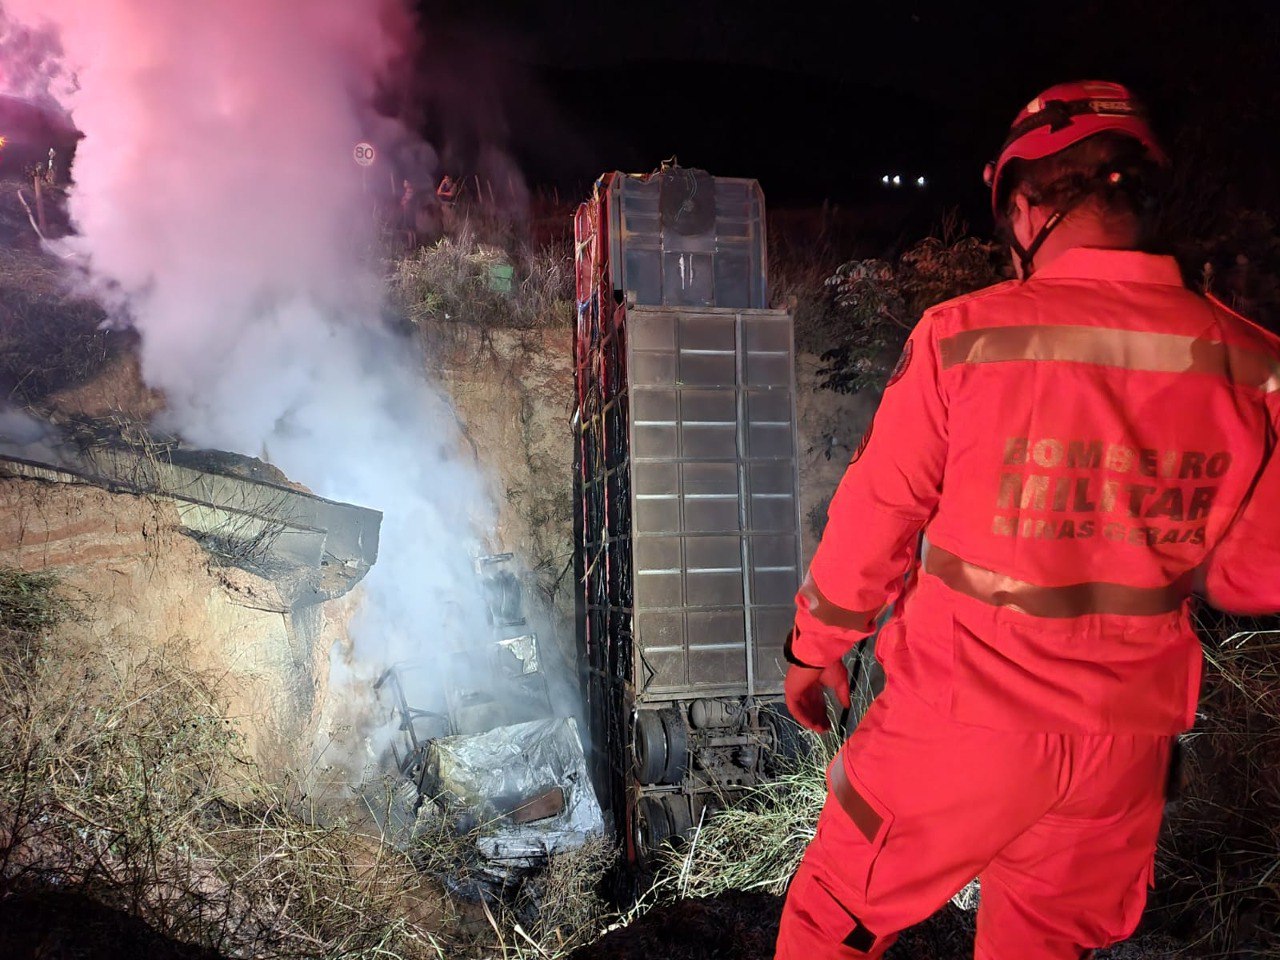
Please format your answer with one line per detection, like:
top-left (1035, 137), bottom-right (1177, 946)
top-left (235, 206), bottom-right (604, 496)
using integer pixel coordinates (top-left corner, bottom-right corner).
top-left (418, 0), bottom-right (1280, 230)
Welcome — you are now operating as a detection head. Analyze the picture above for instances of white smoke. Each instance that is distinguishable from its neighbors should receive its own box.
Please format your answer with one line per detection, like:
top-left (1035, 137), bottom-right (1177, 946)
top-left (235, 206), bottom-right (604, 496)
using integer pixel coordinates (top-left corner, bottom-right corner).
top-left (0, 5), bottom-right (72, 107)
top-left (0, 404), bottom-right (62, 463)
top-left (1, 0), bottom-right (494, 774)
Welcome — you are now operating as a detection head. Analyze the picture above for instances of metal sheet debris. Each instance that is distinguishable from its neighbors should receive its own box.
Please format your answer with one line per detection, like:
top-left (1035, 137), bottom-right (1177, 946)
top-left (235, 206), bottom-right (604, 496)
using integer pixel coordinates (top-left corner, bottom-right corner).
top-left (423, 717), bottom-right (605, 870)
top-left (374, 555), bottom-right (605, 885)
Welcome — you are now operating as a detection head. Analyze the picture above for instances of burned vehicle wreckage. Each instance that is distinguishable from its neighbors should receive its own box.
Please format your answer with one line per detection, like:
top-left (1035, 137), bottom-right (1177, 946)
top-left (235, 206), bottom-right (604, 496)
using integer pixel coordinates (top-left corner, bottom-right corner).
top-left (377, 553), bottom-right (604, 892)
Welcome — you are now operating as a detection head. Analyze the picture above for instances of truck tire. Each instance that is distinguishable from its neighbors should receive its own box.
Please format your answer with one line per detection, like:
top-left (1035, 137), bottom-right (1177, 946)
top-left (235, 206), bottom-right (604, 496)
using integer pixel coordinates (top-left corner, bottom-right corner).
top-left (633, 711), bottom-right (668, 785)
top-left (760, 702), bottom-right (808, 774)
top-left (661, 794), bottom-right (693, 838)
top-left (658, 708), bottom-right (689, 784)
top-left (635, 795), bottom-right (672, 859)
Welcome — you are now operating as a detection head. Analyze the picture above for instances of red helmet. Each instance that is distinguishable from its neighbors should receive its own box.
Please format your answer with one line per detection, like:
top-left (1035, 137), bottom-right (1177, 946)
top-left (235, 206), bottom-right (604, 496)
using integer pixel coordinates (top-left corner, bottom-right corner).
top-left (984, 80), bottom-right (1167, 216)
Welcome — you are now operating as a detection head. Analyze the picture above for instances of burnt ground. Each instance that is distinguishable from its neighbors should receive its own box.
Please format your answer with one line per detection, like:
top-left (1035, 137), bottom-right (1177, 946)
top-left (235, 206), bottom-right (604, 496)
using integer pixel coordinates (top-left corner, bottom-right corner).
top-left (0, 891), bottom-right (224, 960)
top-left (567, 892), bottom-right (1209, 960)
top-left (567, 892), bottom-right (978, 960)
top-left (0, 883), bottom-right (1207, 960)
top-left (568, 891), bottom-right (784, 960)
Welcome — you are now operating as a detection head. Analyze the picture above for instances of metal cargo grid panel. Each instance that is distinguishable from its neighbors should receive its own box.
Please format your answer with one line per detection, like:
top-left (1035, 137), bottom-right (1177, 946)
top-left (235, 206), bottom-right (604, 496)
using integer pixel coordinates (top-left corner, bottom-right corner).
top-left (627, 305), bottom-right (799, 698)
top-left (605, 171), bottom-right (767, 310)
top-left (573, 168), bottom-right (799, 832)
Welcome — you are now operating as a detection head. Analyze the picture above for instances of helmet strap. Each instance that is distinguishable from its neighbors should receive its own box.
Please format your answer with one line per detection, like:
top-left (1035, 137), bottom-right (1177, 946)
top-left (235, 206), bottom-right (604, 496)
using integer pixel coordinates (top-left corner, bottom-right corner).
top-left (1008, 208), bottom-right (1067, 278)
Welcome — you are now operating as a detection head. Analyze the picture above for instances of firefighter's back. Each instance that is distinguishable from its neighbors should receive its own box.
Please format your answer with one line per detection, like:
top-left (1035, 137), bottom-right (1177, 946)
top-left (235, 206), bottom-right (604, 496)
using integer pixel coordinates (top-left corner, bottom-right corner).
top-left (890, 248), bottom-right (1280, 734)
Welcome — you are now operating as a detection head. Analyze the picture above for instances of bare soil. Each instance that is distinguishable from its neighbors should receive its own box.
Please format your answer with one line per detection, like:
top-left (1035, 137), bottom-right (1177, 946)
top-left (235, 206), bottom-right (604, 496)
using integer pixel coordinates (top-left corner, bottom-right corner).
top-left (0, 476), bottom-right (353, 776)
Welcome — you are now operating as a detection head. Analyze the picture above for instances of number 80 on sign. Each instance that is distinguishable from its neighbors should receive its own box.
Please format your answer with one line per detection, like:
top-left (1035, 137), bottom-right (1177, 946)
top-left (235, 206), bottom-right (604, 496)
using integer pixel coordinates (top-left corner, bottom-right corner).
top-left (353, 142), bottom-right (376, 167)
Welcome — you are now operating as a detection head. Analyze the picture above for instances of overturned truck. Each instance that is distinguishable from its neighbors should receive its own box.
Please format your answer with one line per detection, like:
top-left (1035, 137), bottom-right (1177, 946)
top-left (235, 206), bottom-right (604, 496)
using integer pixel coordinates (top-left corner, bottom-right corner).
top-left (572, 165), bottom-right (805, 860)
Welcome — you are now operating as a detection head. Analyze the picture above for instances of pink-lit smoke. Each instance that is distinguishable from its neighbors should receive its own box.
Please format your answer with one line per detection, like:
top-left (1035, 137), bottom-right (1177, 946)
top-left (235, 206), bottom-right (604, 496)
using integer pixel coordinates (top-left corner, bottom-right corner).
top-left (0, 4), bottom-right (71, 107)
top-left (1, 0), bottom-right (494, 776)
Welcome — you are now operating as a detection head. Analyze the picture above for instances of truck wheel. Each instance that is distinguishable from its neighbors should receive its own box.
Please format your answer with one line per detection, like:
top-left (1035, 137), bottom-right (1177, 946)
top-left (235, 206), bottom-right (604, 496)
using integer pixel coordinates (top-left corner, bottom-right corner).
top-left (635, 795), bottom-right (672, 859)
top-left (633, 711), bottom-right (668, 784)
top-left (658, 708), bottom-right (689, 784)
top-left (661, 794), bottom-right (693, 838)
top-left (760, 702), bottom-right (808, 774)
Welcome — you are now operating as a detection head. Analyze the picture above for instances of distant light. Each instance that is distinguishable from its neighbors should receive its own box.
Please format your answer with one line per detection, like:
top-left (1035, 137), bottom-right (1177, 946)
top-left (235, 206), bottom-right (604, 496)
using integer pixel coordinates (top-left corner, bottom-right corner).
top-left (882, 174), bottom-right (890, 185)
top-left (916, 176), bottom-right (927, 188)
top-left (892, 175), bottom-right (902, 186)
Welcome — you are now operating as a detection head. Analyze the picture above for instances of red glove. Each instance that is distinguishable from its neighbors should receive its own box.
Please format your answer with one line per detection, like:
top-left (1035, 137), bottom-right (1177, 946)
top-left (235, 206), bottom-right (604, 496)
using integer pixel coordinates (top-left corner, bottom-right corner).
top-left (784, 661), bottom-right (851, 733)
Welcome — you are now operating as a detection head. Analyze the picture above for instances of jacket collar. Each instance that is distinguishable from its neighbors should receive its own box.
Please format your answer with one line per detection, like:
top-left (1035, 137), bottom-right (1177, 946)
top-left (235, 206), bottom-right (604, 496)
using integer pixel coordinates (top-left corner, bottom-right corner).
top-left (1031, 247), bottom-right (1186, 286)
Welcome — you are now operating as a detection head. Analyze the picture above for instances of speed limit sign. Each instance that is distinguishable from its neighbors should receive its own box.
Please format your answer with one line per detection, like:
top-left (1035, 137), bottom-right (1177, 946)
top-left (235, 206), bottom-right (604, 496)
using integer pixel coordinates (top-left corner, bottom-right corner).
top-left (353, 142), bottom-right (376, 167)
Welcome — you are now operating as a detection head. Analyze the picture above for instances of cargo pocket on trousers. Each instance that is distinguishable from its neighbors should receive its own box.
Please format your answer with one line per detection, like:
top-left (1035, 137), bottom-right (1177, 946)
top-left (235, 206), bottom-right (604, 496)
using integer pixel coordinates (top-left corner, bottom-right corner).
top-left (826, 756), bottom-right (895, 901)
top-left (804, 871), bottom-right (886, 956)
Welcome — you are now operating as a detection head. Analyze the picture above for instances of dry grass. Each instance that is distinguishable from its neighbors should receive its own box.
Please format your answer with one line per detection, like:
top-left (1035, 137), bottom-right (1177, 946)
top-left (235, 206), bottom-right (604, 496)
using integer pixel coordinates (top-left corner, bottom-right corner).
top-left (1147, 607), bottom-right (1280, 958)
top-left (656, 734), bottom-right (838, 900)
top-left (0, 244), bottom-right (114, 405)
top-left (0, 245), bottom-right (67, 297)
top-left (511, 835), bottom-right (619, 955)
top-left (390, 228), bottom-right (572, 335)
top-left (468, 836), bottom-right (620, 960)
top-left (0, 180), bottom-right (114, 406)
top-left (408, 794), bottom-right (622, 960)
top-left (768, 226), bottom-right (850, 359)
top-left (0, 568), bottom-right (453, 959)
top-left (0, 565), bottom-right (71, 640)
top-left (0, 561), bottom-right (623, 960)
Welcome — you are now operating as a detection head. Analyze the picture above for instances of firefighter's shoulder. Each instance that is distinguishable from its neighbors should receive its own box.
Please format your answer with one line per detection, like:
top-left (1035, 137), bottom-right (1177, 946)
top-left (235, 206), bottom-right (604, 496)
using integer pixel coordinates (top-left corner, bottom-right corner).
top-left (1206, 293), bottom-right (1280, 357)
top-left (918, 278), bottom-right (1024, 329)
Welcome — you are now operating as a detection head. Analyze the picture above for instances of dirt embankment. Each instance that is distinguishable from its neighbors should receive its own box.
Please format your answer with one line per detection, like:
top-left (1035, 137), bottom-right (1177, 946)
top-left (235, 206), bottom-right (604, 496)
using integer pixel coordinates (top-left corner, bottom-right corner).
top-left (0, 475), bottom-right (355, 775)
top-left (46, 347), bottom-right (167, 422)
top-left (428, 324), bottom-right (578, 629)
top-left (3, 333), bottom-right (360, 777)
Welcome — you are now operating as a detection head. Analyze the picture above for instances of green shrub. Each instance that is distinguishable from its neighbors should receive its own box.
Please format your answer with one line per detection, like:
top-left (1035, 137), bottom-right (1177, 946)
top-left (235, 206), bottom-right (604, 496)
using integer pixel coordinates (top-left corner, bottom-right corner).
top-left (817, 235), bottom-right (1004, 394)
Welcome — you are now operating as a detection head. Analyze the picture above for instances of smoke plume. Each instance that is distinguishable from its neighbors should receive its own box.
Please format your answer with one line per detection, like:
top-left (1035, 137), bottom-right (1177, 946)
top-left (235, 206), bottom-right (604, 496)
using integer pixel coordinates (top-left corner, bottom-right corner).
top-left (1, 0), bottom-right (495, 778)
top-left (0, 5), bottom-right (71, 107)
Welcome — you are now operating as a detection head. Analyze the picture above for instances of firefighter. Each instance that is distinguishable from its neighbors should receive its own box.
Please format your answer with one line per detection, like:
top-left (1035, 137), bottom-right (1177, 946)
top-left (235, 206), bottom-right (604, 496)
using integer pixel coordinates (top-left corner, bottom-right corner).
top-left (436, 173), bottom-right (461, 235)
top-left (775, 80), bottom-right (1280, 959)
top-left (436, 173), bottom-right (459, 205)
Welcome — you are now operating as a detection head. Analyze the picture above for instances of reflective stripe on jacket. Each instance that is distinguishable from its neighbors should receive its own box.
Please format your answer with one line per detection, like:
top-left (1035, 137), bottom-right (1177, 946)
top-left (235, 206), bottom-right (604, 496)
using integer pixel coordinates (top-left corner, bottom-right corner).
top-left (794, 247), bottom-right (1280, 734)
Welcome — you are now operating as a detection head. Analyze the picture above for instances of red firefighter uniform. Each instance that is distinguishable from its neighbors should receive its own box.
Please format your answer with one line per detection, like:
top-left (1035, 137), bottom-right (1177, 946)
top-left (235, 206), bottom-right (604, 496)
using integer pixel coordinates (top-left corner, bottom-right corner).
top-left (776, 246), bottom-right (1280, 958)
